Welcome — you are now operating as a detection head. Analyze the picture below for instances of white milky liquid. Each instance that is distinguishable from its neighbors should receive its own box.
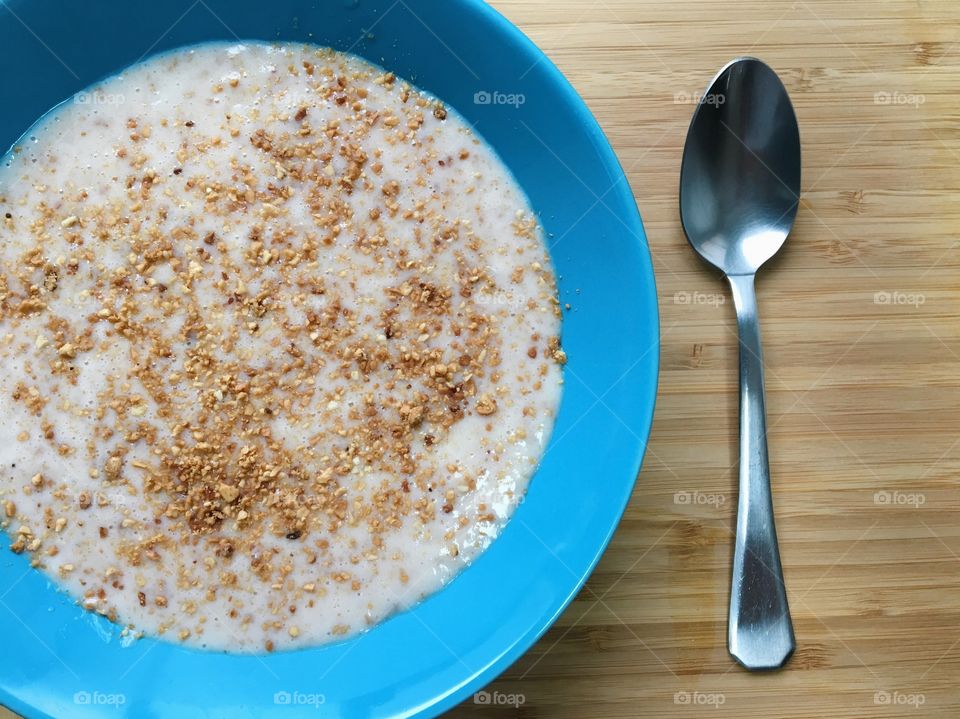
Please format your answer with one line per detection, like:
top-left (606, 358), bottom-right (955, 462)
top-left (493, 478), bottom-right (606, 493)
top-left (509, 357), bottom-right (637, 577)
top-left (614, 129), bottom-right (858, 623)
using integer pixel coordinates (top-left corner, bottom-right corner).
top-left (0, 43), bottom-right (563, 651)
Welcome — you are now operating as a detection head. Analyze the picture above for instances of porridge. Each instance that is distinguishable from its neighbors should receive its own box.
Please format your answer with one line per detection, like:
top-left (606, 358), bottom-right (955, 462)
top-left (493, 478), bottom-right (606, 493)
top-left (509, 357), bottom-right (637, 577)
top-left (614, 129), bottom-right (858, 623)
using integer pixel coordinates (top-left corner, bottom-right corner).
top-left (0, 43), bottom-right (563, 651)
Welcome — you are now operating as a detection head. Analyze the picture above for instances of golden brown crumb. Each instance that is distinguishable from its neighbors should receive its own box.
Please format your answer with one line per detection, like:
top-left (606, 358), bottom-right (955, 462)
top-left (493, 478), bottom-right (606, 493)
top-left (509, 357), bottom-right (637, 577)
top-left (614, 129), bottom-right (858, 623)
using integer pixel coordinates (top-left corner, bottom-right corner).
top-left (475, 395), bottom-right (498, 416)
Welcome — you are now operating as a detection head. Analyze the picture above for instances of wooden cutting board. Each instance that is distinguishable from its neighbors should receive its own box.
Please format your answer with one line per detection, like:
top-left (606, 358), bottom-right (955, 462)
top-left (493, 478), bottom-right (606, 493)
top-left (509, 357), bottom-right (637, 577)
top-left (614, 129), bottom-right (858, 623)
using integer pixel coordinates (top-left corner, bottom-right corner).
top-left (3, 2), bottom-right (958, 718)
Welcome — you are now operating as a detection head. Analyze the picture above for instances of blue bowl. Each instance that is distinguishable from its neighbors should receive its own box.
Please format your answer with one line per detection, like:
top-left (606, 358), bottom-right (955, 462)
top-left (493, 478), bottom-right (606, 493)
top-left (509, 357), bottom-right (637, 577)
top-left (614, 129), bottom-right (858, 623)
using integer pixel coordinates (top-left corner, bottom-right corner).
top-left (0, 1), bottom-right (659, 716)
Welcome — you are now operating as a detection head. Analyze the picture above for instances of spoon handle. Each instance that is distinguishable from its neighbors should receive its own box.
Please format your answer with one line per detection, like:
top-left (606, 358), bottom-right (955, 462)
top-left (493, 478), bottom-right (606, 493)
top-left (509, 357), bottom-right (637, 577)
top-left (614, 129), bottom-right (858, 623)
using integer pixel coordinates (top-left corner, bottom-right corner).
top-left (726, 273), bottom-right (794, 670)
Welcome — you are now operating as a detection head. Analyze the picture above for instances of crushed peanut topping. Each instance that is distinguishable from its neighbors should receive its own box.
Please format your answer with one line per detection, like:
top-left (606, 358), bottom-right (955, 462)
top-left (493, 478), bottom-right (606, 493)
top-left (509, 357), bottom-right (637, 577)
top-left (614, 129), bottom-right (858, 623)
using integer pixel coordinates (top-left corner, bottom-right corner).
top-left (0, 43), bottom-right (563, 651)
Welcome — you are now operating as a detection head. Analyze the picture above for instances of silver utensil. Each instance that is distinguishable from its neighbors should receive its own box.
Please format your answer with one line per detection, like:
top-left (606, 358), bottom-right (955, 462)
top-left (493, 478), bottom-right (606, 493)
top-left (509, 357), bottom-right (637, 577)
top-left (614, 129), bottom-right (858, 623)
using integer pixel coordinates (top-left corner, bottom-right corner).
top-left (679, 57), bottom-right (800, 670)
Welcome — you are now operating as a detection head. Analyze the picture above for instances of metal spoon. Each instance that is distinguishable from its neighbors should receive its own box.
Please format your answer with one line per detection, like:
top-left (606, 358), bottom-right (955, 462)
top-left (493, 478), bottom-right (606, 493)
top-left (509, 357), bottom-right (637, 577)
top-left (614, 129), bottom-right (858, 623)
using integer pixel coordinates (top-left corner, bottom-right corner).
top-left (679, 57), bottom-right (800, 670)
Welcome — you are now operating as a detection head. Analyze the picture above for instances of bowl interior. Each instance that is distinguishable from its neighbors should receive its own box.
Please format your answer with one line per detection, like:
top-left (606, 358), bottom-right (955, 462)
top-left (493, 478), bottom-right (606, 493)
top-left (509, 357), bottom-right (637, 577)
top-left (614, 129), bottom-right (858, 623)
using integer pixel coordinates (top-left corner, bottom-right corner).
top-left (0, 1), bottom-right (659, 717)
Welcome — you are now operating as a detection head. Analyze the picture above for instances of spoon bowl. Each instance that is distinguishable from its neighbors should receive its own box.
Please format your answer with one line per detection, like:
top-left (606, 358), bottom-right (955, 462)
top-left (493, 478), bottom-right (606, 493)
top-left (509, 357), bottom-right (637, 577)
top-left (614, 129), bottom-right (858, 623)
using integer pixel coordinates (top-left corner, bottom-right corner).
top-left (680, 57), bottom-right (801, 275)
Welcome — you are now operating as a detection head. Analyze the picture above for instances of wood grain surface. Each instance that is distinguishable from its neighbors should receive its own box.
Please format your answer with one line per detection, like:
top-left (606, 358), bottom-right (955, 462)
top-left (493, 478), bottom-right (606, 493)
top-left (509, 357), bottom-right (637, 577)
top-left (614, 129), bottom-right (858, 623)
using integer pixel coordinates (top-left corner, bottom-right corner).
top-left (3, 2), bottom-right (959, 718)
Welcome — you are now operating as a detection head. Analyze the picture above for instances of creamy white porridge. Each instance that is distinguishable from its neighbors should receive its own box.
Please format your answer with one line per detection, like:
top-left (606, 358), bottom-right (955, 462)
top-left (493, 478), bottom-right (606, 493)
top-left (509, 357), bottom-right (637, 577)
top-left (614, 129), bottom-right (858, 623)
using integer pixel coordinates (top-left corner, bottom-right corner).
top-left (0, 42), bottom-right (563, 651)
